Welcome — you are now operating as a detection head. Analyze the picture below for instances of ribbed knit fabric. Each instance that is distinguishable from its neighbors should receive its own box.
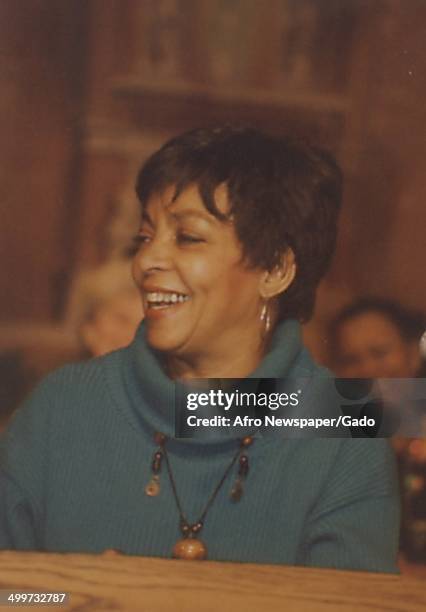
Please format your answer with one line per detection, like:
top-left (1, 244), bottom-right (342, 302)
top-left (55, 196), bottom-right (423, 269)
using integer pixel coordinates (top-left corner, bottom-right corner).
top-left (0, 320), bottom-right (400, 572)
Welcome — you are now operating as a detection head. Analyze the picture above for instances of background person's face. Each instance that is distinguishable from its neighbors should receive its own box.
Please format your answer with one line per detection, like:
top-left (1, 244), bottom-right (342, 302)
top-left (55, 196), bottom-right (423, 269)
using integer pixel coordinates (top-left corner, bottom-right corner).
top-left (82, 291), bottom-right (143, 357)
top-left (336, 312), bottom-right (419, 378)
top-left (132, 184), bottom-right (264, 358)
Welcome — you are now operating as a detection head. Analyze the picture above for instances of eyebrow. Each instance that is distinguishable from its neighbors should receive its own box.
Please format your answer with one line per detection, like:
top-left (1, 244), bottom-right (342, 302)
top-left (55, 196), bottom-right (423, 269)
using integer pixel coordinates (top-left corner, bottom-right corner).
top-left (141, 207), bottom-right (216, 226)
top-left (170, 209), bottom-right (215, 224)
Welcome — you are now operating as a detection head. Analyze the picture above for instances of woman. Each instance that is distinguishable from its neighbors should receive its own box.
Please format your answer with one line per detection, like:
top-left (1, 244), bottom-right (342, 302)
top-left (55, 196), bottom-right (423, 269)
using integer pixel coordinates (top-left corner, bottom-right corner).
top-left (329, 297), bottom-right (425, 379)
top-left (0, 127), bottom-right (399, 571)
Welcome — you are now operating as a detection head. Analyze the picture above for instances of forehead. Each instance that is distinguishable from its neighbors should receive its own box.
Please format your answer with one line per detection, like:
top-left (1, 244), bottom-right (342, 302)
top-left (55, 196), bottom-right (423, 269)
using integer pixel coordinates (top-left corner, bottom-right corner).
top-left (143, 183), bottom-right (230, 218)
top-left (340, 312), bottom-right (404, 345)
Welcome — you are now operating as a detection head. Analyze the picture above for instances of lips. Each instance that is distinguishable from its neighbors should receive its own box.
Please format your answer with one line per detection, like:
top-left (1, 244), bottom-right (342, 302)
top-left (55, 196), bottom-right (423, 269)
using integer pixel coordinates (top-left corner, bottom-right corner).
top-left (141, 286), bottom-right (191, 318)
top-left (146, 291), bottom-right (190, 306)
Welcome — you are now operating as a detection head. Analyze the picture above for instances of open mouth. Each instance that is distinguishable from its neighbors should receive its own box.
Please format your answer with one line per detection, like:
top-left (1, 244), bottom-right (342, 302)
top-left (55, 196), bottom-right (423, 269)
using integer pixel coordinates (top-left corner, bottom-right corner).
top-left (145, 291), bottom-right (190, 310)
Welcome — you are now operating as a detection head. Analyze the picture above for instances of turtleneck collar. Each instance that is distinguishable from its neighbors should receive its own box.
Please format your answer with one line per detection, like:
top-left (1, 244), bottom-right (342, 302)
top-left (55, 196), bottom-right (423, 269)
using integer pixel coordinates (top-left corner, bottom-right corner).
top-left (121, 319), bottom-right (312, 449)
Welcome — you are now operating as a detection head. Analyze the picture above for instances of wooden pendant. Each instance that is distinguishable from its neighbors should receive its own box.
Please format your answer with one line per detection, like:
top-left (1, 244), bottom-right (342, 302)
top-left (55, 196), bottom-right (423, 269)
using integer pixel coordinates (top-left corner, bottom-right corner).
top-left (145, 475), bottom-right (160, 496)
top-left (173, 537), bottom-right (207, 560)
top-left (230, 478), bottom-right (243, 502)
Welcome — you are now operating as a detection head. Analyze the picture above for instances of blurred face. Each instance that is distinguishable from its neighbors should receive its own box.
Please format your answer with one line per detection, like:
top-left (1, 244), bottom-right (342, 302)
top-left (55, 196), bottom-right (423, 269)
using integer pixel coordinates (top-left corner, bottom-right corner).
top-left (132, 184), bottom-right (265, 358)
top-left (336, 312), bottom-right (419, 378)
top-left (82, 290), bottom-right (143, 357)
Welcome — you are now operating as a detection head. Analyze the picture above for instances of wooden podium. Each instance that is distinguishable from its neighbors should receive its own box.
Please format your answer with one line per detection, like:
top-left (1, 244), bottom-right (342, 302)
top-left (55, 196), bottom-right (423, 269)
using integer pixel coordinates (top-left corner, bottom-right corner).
top-left (0, 552), bottom-right (424, 611)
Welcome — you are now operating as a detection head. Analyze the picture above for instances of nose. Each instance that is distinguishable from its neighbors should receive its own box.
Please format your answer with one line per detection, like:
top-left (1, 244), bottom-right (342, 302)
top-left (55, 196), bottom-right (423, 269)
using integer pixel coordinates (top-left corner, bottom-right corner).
top-left (133, 233), bottom-right (172, 277)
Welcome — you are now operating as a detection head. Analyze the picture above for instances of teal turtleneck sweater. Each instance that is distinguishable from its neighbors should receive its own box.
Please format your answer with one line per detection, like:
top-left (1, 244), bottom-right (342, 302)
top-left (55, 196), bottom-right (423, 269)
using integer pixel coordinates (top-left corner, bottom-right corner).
top-left (0, 320), bottom-right (399, 571)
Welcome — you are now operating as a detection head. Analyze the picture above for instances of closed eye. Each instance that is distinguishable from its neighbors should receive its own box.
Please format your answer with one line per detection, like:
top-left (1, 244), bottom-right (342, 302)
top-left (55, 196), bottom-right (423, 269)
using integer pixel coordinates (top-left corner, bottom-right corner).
top-left (133, 234), bottom-right (151, 245)
top-left (130, 233), bottom-right (204, 252)
top-left (177, 233), bottom-right (205, 244)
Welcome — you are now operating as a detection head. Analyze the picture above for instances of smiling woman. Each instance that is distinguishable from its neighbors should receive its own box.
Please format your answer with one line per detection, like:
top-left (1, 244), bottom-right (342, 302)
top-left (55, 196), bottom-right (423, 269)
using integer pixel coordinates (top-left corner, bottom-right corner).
top-left (0, 127), bottom-right (399, 572)
top-left (132, 182), bottom-right (290, 374)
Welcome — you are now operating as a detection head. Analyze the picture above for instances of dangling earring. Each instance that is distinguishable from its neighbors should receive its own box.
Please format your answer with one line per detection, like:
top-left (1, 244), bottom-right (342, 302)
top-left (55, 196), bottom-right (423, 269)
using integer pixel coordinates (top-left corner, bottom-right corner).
top-left (260, 300), bottom-right (271, 337)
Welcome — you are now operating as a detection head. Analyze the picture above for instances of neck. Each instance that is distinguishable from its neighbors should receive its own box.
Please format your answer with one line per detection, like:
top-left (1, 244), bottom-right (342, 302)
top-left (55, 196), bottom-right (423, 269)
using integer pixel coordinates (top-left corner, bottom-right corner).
top-left (164, 331), bottom-right (271, 380)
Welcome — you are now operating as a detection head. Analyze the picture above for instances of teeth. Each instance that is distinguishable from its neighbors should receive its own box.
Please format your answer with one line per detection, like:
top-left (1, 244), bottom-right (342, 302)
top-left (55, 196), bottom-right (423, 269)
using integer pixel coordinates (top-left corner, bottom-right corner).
top-left (146, 291), bottom-right (189, 305)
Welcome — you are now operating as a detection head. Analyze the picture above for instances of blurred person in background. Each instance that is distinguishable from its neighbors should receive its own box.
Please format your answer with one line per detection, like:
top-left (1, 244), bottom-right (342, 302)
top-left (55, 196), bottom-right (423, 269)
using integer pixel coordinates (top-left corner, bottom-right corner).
top-left (329, 297), bottom-right (426, 563)
top-left (0, 261), bottom-right (143, 432)
top-left (66, 258), bottom-right (144, 357)
top-left (329, 296), bottom-right (426, 445)
top-left (329, 297), bottom-right (425, 379)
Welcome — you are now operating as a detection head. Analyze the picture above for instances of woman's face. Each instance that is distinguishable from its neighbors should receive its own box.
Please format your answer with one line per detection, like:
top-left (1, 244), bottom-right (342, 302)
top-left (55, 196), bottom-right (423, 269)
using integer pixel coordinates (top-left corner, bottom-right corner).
top-left (132, 184), bottom-right (265, 358)
top-left (336, 312), bottom-right (419, 378)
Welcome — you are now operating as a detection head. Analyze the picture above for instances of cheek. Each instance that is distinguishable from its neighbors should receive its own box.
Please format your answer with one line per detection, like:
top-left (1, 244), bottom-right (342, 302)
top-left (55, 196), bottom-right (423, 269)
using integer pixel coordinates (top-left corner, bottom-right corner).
top-left (179, 249), bottom-right (247, 291)
top-left (384, 341), bottom-right (406, 363)
top-left (180, 253), bottom-right (260, 317)
top-left (181, 256), bottom-right (213, 289)
top-left (131, 257), bottom-right (140, 284)
top-left (391, 348), bottom-right (410, 368)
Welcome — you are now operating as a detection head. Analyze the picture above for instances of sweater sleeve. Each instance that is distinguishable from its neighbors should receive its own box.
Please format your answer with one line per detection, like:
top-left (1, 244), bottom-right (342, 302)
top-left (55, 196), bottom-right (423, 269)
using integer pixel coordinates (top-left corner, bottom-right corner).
top-left (299, 439), bottom-right (400, 573)
top-left (0, 470), bottom-right (39, 550)
top-left (0, 372), bottom-right (56, 551)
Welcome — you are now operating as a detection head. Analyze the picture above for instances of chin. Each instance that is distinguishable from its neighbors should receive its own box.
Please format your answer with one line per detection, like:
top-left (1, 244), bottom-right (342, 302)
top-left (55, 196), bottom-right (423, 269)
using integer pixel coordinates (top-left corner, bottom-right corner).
top-left (145, 325), bottom-right (188, 355)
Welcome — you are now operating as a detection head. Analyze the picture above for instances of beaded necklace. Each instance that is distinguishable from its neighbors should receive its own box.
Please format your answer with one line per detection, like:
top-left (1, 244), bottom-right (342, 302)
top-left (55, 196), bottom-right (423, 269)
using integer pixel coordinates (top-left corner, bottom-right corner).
top-left (145, 432), bottom-right (254, 559)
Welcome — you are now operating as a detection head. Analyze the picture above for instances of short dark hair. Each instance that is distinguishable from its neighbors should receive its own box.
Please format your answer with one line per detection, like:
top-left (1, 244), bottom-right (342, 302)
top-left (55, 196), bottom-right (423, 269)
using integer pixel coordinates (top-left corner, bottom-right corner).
top-left (136, 126), bottom-right (342, 322)
top-left (330, 297), bottom-right (426, 347)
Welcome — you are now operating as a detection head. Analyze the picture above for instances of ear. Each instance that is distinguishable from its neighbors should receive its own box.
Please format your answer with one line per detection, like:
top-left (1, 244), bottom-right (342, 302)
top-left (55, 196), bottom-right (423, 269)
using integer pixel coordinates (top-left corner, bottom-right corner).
top-left (259, 249), bottom-right (296, 299)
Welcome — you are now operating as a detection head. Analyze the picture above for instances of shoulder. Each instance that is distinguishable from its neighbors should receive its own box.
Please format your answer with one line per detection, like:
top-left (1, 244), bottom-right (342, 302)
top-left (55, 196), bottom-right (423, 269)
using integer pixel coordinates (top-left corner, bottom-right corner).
top-left (270, 435), bottom-right (397, 501)
top-left (19, 348), bottom-right (129, 410)
top-left (274, 436), bottom-right (396, 479)
top-left (308, 438), bottom-right (398, 514)
top-left (0, 348), bottom-right (132, 486)
top-left (2, 347), bottom-right (130, 450)
top-left (336, 437), bottom-right (397, 490)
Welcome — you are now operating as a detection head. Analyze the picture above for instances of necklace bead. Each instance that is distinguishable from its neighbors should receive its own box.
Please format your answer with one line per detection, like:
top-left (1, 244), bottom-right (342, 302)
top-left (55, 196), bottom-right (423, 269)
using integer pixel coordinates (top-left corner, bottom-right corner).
top-left (180, 522), bottom-right (191, 536)
top-left (191, 521), bottom-right (203, 534)
top-left (173, 537), bottom-right (207, 560)
top-left (230, 477), bottom-right (243, 502)
top-left (145, 475), bottom-right (160, 496)
top-left (239, 454), bottom-right (249, 476)
top-left (154, 432), bottom-right (167, 446)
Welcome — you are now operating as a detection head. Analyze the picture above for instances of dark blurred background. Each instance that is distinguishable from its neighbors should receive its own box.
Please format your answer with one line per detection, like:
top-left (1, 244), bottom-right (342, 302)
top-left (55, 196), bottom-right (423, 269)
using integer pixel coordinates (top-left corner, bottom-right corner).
top-left (0, 0), bottom-right (425, 370)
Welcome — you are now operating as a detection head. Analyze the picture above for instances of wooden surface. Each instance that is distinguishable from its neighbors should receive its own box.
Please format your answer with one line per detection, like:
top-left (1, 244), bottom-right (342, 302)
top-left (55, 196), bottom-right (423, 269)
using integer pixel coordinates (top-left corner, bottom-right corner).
top-left (0, 552), bottom-right (425, 611)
